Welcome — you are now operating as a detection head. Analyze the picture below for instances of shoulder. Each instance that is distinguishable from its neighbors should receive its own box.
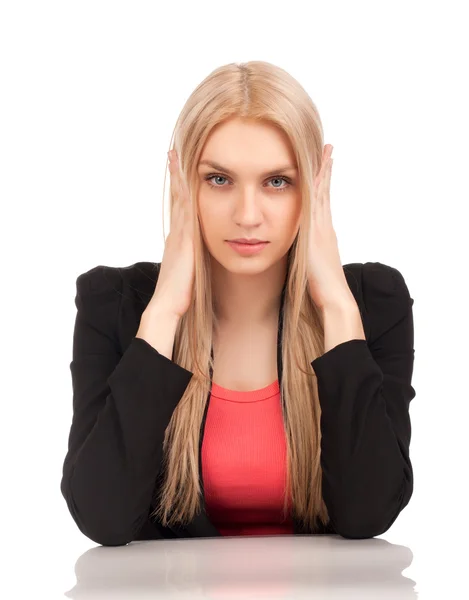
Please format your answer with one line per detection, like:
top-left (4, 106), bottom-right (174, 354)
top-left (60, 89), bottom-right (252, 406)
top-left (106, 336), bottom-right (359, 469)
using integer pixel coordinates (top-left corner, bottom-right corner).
top-left (343, 261), bottom-right (412, 305)
top-left (76, 261), bottom-right (160, 299)
top-left (343, 261), bottom-right (414, 344)
top-left (73, 262), bottom-right (160, 349)
top-left (76, 264), bottom-right (122, 296)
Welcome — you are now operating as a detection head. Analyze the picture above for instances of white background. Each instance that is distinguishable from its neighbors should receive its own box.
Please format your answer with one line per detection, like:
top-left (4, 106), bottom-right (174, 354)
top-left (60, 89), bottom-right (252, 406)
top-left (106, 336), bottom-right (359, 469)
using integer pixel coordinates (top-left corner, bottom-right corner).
top-left (1, 1), bottom-right (467, 598)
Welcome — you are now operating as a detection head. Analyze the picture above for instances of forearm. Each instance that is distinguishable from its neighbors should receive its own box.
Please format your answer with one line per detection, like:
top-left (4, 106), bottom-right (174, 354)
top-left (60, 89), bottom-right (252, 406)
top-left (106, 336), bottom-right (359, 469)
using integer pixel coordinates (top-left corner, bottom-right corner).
top-left (63, 335), bottom-right (194, 546)
top-left (314, 340), bottom-right (413, 538)
top-left (63, 303), bottom-right (191, 546)
top-left (313, 300), bottom-right (412, 538)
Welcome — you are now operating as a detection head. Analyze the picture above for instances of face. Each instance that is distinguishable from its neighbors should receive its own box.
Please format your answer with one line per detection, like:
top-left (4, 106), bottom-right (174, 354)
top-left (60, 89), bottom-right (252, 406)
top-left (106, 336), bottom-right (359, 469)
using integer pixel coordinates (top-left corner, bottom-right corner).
top-left (196, 117), bottom-right (302, 274)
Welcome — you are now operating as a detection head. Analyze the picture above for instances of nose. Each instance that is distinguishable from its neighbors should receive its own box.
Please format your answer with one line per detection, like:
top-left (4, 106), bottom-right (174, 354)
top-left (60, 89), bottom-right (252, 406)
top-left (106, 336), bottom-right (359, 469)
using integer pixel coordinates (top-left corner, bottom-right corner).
top-left (233, 188), bottom-right (264, 224)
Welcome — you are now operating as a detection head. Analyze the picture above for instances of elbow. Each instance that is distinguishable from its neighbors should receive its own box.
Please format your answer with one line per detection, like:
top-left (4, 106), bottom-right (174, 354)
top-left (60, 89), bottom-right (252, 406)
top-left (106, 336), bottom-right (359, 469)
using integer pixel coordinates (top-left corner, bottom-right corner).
top-left (85, 530), bottom-right (133, 547)
top-left (65, 499), bottom-right (135, 546)
top-left (333, 509), bottom-right (395, 539)
top-left (336, 508), bottom-right (404, 538)
top-left (330, 482), bottom-right (413, 540)
top-left (60, 470), bottom-right (135, 547)
top-left (336, 523), bottom-right (388, 540)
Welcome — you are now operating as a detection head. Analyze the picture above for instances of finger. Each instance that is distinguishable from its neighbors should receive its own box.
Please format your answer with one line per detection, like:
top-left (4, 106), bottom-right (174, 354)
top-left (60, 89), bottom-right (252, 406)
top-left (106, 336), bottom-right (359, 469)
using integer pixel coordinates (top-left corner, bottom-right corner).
top-left (320, 145), bottom-right (333, 175)
top-left (169, 153), bottom-right (180, 184)
top-left (168, 151), bottom-right (181, 191)
top-left (319, 145), bottom-right (329, 176)
top-left (325, 159), bottom-right (332, 205)
top-left (168, 153), bottom-right (183, 222)
top-left (169, 151), bottom-right (192, 214)
top-left (318, 157), bottom-right (329, 198)
top-left (314, 146), bottom-right (328, 192)
top-left (318, 157), bottom-right (333, 211)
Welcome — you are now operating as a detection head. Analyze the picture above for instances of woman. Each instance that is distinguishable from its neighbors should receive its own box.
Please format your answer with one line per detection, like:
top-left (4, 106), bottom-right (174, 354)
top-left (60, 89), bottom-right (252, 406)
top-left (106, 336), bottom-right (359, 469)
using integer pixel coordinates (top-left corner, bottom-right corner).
top-left (60, 60), bottom-right (416, 546)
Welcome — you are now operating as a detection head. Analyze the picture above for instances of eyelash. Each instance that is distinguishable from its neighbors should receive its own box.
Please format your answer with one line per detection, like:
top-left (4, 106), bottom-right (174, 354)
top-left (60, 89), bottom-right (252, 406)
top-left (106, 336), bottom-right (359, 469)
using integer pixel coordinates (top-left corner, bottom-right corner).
top-left (204, 174), bottom-right (292, 193)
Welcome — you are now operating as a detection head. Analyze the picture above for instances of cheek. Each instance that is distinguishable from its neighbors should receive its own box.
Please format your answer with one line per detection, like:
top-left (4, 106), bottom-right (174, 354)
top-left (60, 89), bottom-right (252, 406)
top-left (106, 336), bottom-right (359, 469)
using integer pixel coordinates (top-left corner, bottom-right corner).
top-left (278, 200), bottom-right (301, 227)
top-left (293, 208), bottom-right (302, 231)
top-left (198, 207), bottom-right (225, 239)
top-left (290, 198), bottom-right (302, 226)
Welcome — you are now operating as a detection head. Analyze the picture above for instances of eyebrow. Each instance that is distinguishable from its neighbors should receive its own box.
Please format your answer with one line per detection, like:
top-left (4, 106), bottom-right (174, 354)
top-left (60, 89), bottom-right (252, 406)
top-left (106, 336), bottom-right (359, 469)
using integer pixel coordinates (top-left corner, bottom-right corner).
top-left (198, 160), bottom-right (298, 178)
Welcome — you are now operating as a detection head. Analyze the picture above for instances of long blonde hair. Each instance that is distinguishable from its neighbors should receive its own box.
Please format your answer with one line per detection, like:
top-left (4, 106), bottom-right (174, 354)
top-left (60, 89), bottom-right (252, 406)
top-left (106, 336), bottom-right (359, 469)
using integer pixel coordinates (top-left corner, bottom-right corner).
top-left (150, 60), bottom-right (330, 533)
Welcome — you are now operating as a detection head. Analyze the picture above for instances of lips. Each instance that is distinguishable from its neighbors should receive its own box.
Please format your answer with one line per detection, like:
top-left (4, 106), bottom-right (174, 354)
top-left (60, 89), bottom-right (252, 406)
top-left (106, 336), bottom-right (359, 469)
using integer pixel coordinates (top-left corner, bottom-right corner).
top-left (228, 240), bottom-right (268, 245)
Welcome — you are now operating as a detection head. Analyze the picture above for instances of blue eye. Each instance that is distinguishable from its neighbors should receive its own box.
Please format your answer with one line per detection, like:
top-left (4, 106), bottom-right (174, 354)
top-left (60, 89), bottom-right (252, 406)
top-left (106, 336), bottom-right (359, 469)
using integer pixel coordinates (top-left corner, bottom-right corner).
top-left (204, 174), bottom-right (292, 193)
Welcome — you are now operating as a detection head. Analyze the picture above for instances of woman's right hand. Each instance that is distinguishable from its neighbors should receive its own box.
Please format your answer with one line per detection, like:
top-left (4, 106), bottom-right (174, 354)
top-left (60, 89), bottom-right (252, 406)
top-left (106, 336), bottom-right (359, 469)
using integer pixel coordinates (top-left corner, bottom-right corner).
top-left (147, 149), bottom-right (196, 320)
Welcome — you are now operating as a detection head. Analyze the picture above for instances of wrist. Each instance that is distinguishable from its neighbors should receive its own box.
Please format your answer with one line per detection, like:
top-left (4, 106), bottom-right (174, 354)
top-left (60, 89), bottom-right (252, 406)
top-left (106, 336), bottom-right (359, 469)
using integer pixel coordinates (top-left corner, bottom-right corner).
top-left (320, 294), bottom-right (358, 316)
top-left (143, 300), bottom-right (182, 324)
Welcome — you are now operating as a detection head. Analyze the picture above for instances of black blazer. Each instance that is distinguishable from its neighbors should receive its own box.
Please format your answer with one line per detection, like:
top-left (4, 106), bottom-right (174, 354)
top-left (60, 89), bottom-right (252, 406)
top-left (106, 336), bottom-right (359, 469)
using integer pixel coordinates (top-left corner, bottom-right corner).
top-left (60, 260), bottom-right (416, 546)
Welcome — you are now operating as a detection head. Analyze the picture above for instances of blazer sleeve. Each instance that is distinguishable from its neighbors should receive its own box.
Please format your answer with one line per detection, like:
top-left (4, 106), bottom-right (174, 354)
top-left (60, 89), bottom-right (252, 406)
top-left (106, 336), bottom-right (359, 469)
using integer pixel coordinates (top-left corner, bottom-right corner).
top-left (60, 265), bottom-right (194, 546)
top-left (311, 262), bottom-right (416, 539)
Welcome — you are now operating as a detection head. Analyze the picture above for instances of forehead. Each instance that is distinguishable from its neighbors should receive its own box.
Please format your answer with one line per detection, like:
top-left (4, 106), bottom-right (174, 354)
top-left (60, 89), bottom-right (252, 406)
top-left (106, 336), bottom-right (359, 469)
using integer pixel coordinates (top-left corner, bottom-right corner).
top-left (198, 118), bottom-right (296, 171)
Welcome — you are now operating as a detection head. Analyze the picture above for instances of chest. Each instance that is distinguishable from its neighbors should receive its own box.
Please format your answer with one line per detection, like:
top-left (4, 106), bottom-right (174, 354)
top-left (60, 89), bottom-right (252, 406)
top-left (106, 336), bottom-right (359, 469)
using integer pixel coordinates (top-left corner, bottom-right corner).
top-left (211, 322), bottom-right (279, 392)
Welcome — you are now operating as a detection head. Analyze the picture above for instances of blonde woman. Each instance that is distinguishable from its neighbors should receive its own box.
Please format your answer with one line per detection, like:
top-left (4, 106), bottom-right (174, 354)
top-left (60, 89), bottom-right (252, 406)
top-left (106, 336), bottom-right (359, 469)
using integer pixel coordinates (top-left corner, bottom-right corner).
top-left (60, 61), bottom-right (416, 546)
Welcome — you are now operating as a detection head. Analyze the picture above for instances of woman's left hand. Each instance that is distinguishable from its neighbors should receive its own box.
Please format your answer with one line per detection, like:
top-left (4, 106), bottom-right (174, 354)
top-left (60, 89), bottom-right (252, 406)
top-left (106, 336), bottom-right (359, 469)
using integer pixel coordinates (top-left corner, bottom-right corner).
top-left (307, 144), bottom-right (355, 311)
